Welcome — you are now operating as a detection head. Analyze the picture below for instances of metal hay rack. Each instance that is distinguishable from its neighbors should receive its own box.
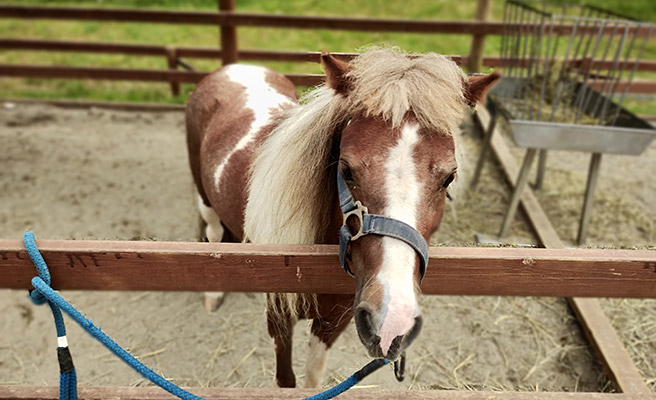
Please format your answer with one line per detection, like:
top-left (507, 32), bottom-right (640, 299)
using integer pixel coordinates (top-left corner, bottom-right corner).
top-left (473, 0), bottom-right (656, 245)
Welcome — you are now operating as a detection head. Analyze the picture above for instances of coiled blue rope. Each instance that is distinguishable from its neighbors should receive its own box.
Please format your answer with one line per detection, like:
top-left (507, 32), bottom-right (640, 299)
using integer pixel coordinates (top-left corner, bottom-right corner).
top-left (24, 232), bottom-right (389, 400)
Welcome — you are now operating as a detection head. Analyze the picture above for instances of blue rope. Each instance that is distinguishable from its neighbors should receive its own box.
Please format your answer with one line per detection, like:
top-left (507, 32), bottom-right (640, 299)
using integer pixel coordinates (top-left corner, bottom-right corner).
top-left (24, 232), bottom-right (390, 400)
top-left (25, 232), bottom-right (78, 400)
top-left (302, 359), bottom-right (389, 400)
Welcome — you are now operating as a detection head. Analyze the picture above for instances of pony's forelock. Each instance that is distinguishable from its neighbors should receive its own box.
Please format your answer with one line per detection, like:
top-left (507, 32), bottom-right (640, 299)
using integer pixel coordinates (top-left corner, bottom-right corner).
top-left (347, 46), bottom-right (468, 135)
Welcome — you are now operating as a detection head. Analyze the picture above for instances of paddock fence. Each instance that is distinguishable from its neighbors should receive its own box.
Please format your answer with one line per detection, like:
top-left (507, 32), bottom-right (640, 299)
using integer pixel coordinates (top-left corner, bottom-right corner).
top-left (1, 239), bottom-right (655, 400)
top-left (3, 240), bottom-right (655, 297)
top-left (1, 2), bottom-right (656, 101)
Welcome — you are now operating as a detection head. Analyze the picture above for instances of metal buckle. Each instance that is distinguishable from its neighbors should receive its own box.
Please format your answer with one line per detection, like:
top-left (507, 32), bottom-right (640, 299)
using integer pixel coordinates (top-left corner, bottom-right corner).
top-left (343, 200), bottom-right (368, 241)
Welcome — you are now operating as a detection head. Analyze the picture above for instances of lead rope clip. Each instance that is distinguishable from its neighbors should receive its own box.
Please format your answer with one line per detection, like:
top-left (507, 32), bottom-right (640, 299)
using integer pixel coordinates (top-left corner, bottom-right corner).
top-left (394, 352), bottom-right (406, 382)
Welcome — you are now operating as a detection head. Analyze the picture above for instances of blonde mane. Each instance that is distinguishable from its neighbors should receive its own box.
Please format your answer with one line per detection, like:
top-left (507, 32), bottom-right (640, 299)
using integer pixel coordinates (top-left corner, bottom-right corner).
top-left (244, 85), bottom-right (348, 245)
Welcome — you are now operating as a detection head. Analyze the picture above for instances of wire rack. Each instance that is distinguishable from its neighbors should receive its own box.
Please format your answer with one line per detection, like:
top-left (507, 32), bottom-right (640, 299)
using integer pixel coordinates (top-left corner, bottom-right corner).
top-left (493, 0), bottom-right (653, 128)
top-left (476, 1), bottom-right (655, 245)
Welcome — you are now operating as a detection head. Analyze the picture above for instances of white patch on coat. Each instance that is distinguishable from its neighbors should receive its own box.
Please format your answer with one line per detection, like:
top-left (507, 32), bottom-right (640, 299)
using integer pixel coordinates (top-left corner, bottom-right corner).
top-left (304, 334), bottom-right (328, 388)
top-left (213, 65), bottom-right (295, 187)
top-left (377, 123), bottom-right (421, 356)
top-left (197, 195), bottom-right (223, 242)
top-left (197, 195), bottom-right (225, 310)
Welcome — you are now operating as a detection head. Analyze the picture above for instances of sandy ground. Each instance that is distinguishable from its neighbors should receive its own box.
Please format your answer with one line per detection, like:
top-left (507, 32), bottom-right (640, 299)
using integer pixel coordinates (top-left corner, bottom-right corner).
top-left (0, 103), bottom-right (654, 392)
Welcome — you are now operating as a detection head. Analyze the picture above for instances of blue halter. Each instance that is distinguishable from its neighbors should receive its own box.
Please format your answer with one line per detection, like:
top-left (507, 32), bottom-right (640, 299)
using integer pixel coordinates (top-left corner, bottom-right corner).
top-left (337, 168), bottom-right (429, 281)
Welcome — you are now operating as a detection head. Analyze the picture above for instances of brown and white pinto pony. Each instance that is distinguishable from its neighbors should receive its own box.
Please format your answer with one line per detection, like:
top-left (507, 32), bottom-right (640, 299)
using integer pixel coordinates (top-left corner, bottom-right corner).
top-left (186, 48), bottom-right (499, 388)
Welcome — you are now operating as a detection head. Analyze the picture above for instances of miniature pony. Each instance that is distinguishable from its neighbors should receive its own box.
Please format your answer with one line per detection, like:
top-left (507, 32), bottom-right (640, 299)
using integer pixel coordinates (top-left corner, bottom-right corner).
top-left (186, 47), bottom-right (499, 387)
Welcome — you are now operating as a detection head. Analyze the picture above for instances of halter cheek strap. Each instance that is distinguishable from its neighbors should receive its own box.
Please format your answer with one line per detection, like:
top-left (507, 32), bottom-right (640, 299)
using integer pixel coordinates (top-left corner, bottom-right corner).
top-left (337, 168), bottom-right (429, 282)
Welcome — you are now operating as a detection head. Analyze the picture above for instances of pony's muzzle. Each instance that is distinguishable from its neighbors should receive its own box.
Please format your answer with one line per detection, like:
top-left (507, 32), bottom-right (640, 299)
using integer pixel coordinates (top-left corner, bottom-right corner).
top-left (354, 305), bottom-right (423, 361)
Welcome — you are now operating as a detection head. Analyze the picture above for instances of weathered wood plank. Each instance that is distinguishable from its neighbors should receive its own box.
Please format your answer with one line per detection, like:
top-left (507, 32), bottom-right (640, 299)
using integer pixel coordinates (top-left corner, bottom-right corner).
top-left (0, 64), bottom-right (208, 83)
top-left (0, 5), bottom-right (502, 34)
top-left (466, 0), bottom-right (491, 73)
top-left (3, 39), bottom-right (656, 72)
top-left (218, 0), bottom-right (238, 65)
top-left (0, 98), bottom-right (185, 112)
top-left (474, 106), bottom-right (651, 394)
top-left (0, 5), bottom-right (507, 33)
top-left (0, 64), bottom-right (327, 87)
top-left (1, 239), bottom-right (655, 297)
top-left (2, 64), bottom-right (653, 93)
top-left (0, 385), bottom-right (654, 400)
top-left (571, 298), bottom-right (653, 395)
top-left (1, 5), bottom-right (652, 38)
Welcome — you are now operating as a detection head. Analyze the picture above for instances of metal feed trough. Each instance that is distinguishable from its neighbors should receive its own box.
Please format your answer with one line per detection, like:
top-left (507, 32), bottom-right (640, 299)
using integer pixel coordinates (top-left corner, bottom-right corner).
top-left (473, 0), bottom-right (656, 245)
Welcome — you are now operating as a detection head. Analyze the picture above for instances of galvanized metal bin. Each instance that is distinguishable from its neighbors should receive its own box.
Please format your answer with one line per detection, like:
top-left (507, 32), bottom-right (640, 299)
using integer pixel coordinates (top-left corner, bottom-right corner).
top-left (473, 0), bottom-right (654, 244)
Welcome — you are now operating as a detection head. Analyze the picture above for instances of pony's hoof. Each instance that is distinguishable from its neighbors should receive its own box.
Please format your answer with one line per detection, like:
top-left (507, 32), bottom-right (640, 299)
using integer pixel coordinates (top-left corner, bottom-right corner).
top-left (275, 376), bottom-right (296, 388)
top-left (203, 292), bottom-right (225, 312)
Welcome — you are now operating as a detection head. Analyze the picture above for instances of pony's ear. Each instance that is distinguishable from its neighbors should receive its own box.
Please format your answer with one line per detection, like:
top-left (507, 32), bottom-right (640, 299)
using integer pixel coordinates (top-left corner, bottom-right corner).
top-left (321, 52), bottom-right (353, 96)
top-left (464, 71), bottom-right (501, 106)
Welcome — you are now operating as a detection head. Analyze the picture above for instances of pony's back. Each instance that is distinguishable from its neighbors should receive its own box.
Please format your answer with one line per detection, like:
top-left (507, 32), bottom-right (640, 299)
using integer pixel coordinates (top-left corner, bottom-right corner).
top-left (185, 64), bottom-right (298, 238)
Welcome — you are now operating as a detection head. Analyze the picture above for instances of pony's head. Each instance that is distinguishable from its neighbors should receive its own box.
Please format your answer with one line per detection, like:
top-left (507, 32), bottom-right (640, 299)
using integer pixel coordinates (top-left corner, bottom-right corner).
top-left (322, 49), bottom-right (499, 360)
top-left (244, 47), bottom-right (499, 361)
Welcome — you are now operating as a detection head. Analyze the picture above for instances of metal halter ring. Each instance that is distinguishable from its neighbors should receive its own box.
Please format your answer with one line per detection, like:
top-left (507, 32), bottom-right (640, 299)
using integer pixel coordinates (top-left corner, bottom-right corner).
top-left (343, 200), bottom-right (368, 241)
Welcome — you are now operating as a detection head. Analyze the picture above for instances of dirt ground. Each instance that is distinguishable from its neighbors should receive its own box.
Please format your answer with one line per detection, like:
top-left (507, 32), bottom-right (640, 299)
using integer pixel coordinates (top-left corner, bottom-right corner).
top-left (0, 102), bottom-right (654, 392)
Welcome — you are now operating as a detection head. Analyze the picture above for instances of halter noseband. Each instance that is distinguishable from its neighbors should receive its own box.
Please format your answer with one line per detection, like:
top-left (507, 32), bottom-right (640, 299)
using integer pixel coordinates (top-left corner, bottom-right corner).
top-left (337, 168), bottom-right (430, 282)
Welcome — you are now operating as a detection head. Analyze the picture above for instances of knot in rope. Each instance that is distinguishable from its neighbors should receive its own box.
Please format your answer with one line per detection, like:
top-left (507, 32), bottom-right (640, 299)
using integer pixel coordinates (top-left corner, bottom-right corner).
top-left (25, 232), bottom-right (52, 305)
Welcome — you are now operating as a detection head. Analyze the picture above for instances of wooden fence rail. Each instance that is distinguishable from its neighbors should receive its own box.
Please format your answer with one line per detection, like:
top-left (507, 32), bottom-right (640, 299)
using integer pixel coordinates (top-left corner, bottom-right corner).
top-left (4, 38), bottom-right (656, 72)
top-left (1, 385), bottom-right (655, 400)
top-left (2, 239), bottom-right (655, 297)
top-left (0, 64), bottom-right (325, 86)
top-left (0, 5), bottom-right (507, 33)
top-left (2, 63), bottom-right (653, 94)
top-left (0, 5), bottom-right (653, 37)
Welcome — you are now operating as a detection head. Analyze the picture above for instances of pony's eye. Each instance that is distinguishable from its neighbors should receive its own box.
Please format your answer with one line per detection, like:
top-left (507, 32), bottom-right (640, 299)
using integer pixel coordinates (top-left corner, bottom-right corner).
top-left (342, 166), bottom-right (354, 182)
top-left (340, 161), bottom-right (354, 182)
top-left (442, 172), bottom-right (456, 188)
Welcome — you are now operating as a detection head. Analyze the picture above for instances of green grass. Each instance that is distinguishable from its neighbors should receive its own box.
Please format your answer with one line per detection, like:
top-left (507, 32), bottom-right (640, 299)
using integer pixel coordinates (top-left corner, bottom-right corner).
top-left (0, 0), bottom-right (655, 112)
top-left (617, 96), bottom-right (656, 116)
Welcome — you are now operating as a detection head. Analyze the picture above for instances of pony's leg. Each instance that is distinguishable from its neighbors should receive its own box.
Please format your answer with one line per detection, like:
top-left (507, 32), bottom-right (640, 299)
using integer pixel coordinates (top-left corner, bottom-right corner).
top-left (304, 294), bottom-right (354, 388)
top-left (267, 300), bottom-right (297, 388)
top-left (197, 195), bottom-right (225, 312)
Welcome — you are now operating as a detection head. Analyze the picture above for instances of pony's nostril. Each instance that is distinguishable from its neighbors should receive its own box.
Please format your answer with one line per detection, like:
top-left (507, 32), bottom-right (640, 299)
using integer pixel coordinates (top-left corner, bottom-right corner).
top-left (354, 306), bottom-right (377, 344)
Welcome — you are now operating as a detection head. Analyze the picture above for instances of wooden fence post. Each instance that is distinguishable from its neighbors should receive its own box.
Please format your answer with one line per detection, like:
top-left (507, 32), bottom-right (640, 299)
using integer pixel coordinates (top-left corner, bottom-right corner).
top-left (218, 0), bottom-right (238, 65)
top-left (165, 46), bottom-right (180, 96)
top-left (466, 0), bottom-right (491, 73)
